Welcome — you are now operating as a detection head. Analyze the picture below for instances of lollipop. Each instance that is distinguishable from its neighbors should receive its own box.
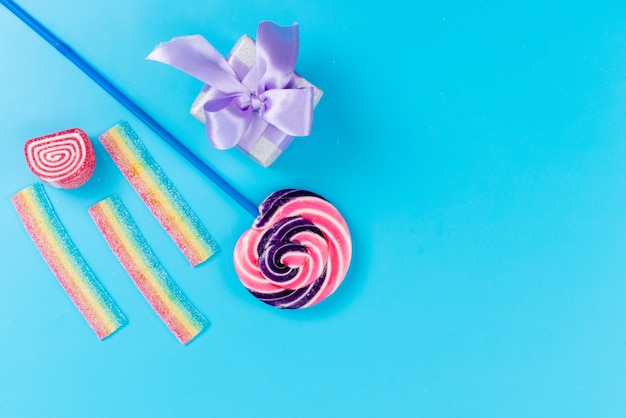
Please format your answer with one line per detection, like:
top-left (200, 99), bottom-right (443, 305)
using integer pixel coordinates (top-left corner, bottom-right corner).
top-left (235, 189), bottom-right (352, 309)
top-left (3, 2), bottom-right (353, 309)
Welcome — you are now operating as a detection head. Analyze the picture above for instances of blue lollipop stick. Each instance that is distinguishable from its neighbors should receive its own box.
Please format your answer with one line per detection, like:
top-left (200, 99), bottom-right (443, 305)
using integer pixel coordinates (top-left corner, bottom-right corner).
top-left (0, 0), bottom-right (259, 217)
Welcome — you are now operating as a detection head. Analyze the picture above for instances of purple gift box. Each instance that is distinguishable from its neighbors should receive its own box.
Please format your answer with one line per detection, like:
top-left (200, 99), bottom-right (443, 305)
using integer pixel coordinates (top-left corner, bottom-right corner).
top-left (189, 35), bottom-right (323, 167)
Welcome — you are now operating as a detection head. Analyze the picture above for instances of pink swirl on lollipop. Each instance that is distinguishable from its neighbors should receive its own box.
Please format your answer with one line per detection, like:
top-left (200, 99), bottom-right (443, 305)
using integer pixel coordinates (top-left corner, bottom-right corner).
top-left (234, 189), bottom-right (352, 309)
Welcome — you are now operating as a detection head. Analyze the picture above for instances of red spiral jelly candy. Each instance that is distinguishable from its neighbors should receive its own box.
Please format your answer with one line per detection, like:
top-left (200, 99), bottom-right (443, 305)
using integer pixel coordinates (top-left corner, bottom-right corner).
top-left (24, 128), bottom-right (96, 189)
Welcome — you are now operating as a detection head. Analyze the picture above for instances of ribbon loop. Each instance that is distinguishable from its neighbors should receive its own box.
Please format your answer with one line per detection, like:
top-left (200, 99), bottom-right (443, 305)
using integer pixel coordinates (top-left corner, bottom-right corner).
top-left (147, 35), bottom-right (245, 95)
top-left (261, 88), bottom-right (314, 136)
top-left (255, 22), bottom-right (300, 91)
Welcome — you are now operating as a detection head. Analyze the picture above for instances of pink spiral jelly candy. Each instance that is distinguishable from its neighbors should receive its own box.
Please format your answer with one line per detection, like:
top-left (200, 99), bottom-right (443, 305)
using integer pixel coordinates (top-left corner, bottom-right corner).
top-left (24, 128), bottom-right (96, 189)
top-left (234, 189), bottom-right (352, 309)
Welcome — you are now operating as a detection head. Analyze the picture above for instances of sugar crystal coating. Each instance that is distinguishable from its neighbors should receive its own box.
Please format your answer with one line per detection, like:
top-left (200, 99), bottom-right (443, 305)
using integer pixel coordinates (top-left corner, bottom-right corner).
top-left (98, 121), bottom-right (219, 266)
top-left (89, 195), bottom-right (208, 344)
top-left (11, 183), bottom-right (127, 339)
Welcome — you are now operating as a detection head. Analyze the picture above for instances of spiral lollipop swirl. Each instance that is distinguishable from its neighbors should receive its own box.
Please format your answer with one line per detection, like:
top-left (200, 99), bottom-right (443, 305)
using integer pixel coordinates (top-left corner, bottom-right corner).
top-left (234, 189), bottom-right (352, 309)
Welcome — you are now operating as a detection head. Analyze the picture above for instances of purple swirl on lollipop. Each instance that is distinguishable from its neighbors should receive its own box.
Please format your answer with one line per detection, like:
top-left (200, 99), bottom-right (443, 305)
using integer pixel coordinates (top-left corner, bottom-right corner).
top-left (234, 189), bottom-right (352, 309)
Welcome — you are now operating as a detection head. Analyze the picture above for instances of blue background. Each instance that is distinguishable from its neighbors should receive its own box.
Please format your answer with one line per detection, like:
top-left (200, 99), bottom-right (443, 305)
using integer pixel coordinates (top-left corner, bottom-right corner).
top-left (1, 1), bottom-right (626, 417)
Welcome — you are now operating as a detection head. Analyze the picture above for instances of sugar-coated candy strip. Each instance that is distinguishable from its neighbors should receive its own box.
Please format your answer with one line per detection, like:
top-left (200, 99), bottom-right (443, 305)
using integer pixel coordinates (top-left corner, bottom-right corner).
top-left (234, 189), bottom-right (352, 309)
top-left (24, 128), bottom-right (96, 189)
top-left (11, 184), bottom-right (127, 339)
top-left (99, 121), bottom-right (219, 266)
top-left (89, 195), bottom-right (208, 344)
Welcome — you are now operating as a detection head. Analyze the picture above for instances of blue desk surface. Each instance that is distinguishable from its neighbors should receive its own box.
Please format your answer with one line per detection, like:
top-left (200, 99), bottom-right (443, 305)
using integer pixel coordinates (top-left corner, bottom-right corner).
top-left (2, 1), bottom-right (626, 416)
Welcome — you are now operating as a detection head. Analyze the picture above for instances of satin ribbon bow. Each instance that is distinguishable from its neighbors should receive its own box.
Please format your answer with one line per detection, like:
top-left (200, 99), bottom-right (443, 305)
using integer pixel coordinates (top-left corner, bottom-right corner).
top-left (147, 21), bottom-right (314, 150)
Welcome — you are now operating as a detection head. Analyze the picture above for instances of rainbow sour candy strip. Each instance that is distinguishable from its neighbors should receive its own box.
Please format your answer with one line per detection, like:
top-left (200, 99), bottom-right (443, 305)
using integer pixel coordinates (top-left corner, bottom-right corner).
top-left (99, 121), bottom-right (218, 266)
top-left (11, 183), bottom-right (127, 339)
top-left (89, 195), bottom-right (208, 344)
